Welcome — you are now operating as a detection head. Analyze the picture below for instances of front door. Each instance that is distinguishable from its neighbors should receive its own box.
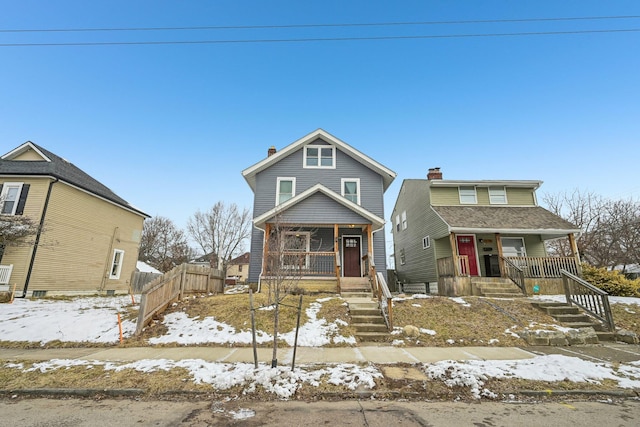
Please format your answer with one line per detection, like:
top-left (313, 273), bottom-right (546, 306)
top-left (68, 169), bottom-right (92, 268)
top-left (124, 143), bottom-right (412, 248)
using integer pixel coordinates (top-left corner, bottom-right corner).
top-left (456, 235), bottom-right (479, 276)
top-left (342, 236), bottom-right (361, 277)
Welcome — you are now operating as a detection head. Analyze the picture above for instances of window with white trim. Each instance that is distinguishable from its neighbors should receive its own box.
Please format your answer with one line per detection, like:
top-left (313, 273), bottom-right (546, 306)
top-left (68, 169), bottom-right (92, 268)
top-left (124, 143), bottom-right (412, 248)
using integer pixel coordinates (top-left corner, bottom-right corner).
top-left (276, 177), bottom-right (296, 205)
top-left (422, 235), bottom-right (431, 249)
top-left (502, 237), bottom-right (526, 257)
top-left (395, 214), bottom-right (400, 232)
top-left (489, 186), bottom-right (507, 204)
top-left (304, 145), bottom-right (335, 168)
top-left (459, 186), bottom-right (477, 204)
top-left (401, 211), bottom-right (407, 230)
top-left (283, 231), bottom-right (310, 269)
top-left (1, 183), bottom-right (21, 215)
top-left (399, 248), bottom-right (406, 265)
top-left (109, 249), bottom-right (125, 279)
top-left (341, 178), bottom-right (360, 204)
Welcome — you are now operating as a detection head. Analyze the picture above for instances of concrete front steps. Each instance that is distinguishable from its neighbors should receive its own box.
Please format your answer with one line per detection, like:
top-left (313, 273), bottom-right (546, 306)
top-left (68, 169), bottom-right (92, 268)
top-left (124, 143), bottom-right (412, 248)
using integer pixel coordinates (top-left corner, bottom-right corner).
top-left (342, 290), bottom-right (390, 342)
top-left (472, 278), bottom-right (526, 298)
top-left (530, 301), bottom-right (615, 342)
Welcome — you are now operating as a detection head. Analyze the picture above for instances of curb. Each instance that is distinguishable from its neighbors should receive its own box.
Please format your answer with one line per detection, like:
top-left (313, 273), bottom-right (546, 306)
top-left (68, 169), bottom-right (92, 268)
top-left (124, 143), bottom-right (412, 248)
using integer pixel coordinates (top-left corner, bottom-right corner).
top-left (2, 388), bottom-right (639, 400)
top-left (515, 389), bottom-right (640, 398)
top-left (3, 388), bottom-right (145, 397)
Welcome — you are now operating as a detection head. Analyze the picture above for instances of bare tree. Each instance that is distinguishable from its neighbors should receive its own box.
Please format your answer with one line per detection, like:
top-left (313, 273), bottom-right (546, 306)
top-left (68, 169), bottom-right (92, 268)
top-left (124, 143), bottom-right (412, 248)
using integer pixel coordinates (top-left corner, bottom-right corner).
top-left (186, 201), bottom-right (251, 277)
top-left (261, 218), bottom-right (307, 367)
top-left (139, 216), bottom-right (191, 272)
top-left (0, 189), bottom-right (41, 262)
top-left (0, 215), bottom-right (39, 248)
top-left (543, 190), bottom-right (640, 268)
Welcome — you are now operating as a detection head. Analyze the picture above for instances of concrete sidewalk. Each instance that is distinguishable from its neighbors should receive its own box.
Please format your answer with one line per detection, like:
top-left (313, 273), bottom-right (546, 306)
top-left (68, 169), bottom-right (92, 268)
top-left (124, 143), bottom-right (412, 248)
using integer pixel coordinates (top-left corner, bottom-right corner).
top-left (0, 346), bottom-right (535, 365)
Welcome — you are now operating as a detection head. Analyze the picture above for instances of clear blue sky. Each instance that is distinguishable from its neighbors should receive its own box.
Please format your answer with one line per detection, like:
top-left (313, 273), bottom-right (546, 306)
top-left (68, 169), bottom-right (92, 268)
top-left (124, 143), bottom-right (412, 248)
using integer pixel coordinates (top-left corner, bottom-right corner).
top-left (1, 1), bottom-right (639, 255)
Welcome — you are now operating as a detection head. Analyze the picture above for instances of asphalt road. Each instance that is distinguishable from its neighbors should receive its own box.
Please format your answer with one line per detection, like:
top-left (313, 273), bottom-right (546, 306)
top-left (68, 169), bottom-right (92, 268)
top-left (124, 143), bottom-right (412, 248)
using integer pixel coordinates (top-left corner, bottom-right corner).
top-left (1, 398), bottom-right (639, 426)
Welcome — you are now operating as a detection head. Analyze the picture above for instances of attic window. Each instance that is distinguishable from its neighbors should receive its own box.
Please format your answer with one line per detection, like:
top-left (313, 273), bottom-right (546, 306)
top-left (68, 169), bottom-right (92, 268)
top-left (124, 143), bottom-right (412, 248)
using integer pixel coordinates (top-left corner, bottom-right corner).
top-left (304, 145), bottom-right (335, 169)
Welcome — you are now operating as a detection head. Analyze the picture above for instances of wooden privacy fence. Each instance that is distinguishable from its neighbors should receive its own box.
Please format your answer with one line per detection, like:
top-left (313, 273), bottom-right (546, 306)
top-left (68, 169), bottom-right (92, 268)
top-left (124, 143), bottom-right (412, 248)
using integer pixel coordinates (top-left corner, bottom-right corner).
top-left (135, 263), bottom-right (223, 335)
top-left (130, 271), bottom-right (163, 293)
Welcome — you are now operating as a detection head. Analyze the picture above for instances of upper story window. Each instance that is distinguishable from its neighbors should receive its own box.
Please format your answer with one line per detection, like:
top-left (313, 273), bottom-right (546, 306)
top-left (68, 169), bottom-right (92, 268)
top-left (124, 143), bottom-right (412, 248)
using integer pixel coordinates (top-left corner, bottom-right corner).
top-left (422, 235), bottom-right (431, 249)
top-left (341, 178), bottom-right (360, 204)
top-left (459, 186), bottom-right (477, 204)
top-left (395, 214), bottom-right (400, 232)
top-left (489, 186), bottom-right (507, 204)
top-left (401, 210), bottom-right (407, 230)
top-left (304, 145), bottom-right (335, 168)
top-left (0, 182), bottom-right (29, 215)
top-left (276, 177), bottom-right (296, 205)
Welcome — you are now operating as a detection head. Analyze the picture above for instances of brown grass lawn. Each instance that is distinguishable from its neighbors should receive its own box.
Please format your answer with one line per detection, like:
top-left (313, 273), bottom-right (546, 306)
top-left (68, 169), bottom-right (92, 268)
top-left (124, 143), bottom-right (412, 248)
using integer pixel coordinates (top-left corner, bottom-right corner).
top-left (130, 292), bottom-right (572, 348)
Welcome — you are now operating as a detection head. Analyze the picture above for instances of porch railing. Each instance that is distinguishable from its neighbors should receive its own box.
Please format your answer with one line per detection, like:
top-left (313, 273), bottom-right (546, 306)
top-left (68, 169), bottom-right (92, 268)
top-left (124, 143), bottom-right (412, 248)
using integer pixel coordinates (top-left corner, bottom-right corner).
top-left (501, 257), bottom-right (527, 295)
top-left (561, 269), bottom-right (615, 332)
top-left (0, 264), bottom-right (13, 285)
top-left (505, 256), bottom-right (580, 278)
top-left (436, 255), bottom-right (469, 277)
top-left (264, 251), bottom-right (337, 276)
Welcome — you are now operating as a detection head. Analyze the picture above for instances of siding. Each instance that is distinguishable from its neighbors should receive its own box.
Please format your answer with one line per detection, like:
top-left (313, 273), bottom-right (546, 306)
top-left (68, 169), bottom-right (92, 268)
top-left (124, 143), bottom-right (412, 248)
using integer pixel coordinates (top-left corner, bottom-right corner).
top-left (392, 180), bottom-right (447, 285)
top-left (506, 187), bottom-right (536, 205)
top-left (9, 181), bottom-right (144, 294)
top-left (430, 185), bottom-right (537, 206)
top-left (278, 193), bottom-right (371, 225)
top-left (0, 177), bottom-right (52, 289)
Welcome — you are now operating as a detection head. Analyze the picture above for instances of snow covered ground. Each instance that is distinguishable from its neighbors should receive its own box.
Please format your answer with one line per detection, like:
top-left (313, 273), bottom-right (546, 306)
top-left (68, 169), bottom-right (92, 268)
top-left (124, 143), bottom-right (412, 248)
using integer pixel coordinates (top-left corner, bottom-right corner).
top-left (2, 294), bottom-right (640, 399)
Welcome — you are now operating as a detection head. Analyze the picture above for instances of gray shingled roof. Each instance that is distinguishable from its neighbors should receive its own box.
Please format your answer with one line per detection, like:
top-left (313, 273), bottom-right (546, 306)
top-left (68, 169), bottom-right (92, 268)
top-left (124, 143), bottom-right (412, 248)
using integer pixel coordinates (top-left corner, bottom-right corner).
top-left (0, 142), bottom-right (148, 217)
top-left (432, 205), bottom-right (579, 233)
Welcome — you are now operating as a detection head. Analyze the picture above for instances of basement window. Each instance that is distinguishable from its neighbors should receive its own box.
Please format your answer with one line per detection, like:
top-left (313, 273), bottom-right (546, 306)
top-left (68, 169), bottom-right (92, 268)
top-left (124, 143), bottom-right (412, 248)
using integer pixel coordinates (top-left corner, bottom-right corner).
top-left (31, 290), bottom-right (47, 298)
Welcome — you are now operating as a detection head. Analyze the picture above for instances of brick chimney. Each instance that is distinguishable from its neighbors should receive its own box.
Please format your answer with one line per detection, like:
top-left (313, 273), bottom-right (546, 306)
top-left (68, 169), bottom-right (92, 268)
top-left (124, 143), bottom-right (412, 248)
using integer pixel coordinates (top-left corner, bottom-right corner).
top-left (427, 167), bottom-right (442, 180)
top-left (267, 146), bottom-right (276, 157)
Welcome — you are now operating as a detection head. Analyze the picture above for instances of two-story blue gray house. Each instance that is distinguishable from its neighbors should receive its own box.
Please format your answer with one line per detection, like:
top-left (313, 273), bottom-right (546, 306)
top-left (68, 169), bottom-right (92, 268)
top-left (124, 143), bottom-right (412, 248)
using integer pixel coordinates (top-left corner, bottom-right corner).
top-left (242, 129), bottom-right (396, 293)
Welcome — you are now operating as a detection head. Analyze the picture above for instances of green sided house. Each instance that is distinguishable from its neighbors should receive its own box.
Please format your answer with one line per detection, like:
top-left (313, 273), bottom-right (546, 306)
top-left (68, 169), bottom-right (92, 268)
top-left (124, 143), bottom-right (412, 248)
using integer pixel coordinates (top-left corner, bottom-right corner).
top-left (392, 168), bottom-right (581, 296)
top-left (0, 141), bottom-right (149, 297)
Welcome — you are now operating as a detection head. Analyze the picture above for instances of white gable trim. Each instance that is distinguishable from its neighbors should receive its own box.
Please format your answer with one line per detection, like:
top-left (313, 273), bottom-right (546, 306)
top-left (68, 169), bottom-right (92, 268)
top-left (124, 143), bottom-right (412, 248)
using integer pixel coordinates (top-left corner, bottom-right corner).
top-left (242, 129), bottom-right (396, 191)
top-left (2, 141), bottom-right (52, 162)
top-left (253, 183), bottom-right (385, 229)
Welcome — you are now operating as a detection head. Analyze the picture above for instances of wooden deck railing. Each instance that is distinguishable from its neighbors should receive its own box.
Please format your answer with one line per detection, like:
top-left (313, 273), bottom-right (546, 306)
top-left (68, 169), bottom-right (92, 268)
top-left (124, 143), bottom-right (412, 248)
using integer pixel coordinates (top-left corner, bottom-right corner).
top-left (505, 256), bottom-right (580, 278)
top-left (436, 255), bottom-right (469, 277)
top-left (561, 269), bottom-right (615, 332)
top-left (264, 251), bottom-right (337, 276)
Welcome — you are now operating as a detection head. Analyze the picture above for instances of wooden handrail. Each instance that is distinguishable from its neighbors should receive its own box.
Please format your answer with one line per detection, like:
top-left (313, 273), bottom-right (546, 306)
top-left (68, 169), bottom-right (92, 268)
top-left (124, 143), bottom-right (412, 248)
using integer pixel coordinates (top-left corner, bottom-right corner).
top-left (561, 269), bottom-right (615, 332)
top-left (376, 271), bottom-right (393, 330)
top-left (501, 256), bottom-right (527, 296)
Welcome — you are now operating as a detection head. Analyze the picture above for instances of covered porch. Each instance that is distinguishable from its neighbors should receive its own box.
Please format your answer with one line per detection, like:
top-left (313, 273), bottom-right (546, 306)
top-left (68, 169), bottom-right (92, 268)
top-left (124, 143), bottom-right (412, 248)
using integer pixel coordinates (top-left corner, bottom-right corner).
top-left (260, 222), bottom-right (379, 293)
top-left (436, 231), bottom-right (582, 296)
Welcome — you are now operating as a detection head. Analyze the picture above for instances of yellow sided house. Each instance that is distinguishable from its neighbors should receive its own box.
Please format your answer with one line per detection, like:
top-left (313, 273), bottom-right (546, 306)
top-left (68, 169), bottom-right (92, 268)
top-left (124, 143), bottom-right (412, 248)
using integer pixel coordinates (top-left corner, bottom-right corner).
top-left (0, 142), bottom-right (149, 297)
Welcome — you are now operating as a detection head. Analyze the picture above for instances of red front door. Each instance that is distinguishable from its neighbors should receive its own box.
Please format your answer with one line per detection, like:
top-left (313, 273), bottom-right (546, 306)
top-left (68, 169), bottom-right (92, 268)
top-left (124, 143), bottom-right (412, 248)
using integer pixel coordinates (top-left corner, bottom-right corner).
top-left (456, 235), bottom-right (479, 276)
top-left (343, 237), bottom-right (361, 277)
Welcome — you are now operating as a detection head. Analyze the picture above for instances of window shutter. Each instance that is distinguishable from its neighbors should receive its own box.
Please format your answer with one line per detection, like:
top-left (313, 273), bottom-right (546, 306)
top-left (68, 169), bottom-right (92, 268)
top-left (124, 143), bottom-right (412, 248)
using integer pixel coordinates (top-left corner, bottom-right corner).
top-left (15, 184), bottom-right (30, 215)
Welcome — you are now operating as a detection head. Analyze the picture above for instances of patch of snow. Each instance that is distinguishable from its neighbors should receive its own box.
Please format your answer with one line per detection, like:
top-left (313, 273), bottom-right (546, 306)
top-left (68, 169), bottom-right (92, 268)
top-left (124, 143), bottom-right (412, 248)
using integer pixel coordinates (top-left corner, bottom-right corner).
top-left (419, 328), bottom-right (437, 336)
top-left (0, 296), bottom-right (136, 344)
top-left (450, 297), bottom-right (471, 307)
top-left (17, 359), bottom-right (382, 399)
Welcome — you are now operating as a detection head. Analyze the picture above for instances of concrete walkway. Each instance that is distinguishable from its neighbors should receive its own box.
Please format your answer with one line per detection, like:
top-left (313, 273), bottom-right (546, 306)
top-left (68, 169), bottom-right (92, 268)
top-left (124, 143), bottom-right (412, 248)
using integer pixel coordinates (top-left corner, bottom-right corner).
top-left (0, 346), bottom-right (535, 365)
